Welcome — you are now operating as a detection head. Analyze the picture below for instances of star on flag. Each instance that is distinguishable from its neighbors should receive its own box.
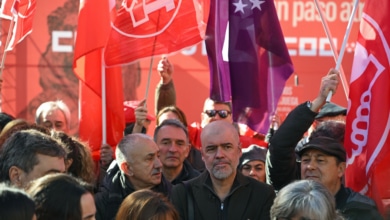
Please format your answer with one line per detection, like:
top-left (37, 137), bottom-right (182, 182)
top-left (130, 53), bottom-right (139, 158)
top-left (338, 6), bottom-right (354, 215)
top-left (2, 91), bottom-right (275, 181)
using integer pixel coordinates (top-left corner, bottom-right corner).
top-left (233, 0), bottom-right (265, 14)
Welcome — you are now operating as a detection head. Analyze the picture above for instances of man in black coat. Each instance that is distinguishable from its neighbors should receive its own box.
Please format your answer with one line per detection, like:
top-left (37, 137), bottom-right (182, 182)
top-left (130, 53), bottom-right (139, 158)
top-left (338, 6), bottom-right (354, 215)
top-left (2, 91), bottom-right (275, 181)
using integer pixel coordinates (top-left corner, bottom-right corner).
top-left (94, 133), bottom-right (171, 220)
top-left (171, 121), bottom-right (275, 220)
top-left (267, 69), bottom-right (382, 219)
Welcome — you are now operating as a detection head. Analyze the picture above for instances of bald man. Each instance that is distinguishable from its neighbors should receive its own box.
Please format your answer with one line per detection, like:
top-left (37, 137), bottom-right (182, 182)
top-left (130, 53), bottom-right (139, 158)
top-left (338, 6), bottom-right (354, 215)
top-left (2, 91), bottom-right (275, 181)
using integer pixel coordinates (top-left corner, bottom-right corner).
top-left (171, 121), bottom-right (275, 220)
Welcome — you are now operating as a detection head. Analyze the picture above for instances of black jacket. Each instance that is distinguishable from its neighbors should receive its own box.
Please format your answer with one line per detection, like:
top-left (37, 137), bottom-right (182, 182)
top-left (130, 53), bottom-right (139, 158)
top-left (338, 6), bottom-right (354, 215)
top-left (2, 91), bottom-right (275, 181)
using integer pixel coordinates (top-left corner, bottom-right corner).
top-left (266, 102), bottom-right (315, 191)
top-left (266, 102), bottom-right (382, 219)
top-left (336, 185), bottom-right (383, 219)
top-left (94, 163), bottom-right (172, 220)
top-left (171, 171), bottom-right (275, 220)
top-left (171, 160), bottom-right (200, 185)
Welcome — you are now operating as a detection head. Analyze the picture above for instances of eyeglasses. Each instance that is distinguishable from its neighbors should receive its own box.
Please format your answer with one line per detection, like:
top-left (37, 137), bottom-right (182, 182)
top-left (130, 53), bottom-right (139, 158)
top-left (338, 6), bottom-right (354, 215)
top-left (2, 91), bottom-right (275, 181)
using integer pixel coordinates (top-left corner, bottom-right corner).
top-left (204, 110), bottom-right (231, 119)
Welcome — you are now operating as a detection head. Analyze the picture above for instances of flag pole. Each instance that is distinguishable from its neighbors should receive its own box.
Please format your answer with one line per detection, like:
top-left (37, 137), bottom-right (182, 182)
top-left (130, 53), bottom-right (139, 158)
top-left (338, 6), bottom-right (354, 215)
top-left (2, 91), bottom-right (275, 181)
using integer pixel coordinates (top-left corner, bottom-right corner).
top-left (313, 0), bottom-right (349, 102)
top-left (144, 55), bottom-right (154, 102)
top-left (101, 52), bottom-right (107, 145)
top-left (268, 51), bottom-right (276, 114)
top-left (143, 12), bottom-right (161, 104)
top-left (314, 0), bottom-right (358, 102)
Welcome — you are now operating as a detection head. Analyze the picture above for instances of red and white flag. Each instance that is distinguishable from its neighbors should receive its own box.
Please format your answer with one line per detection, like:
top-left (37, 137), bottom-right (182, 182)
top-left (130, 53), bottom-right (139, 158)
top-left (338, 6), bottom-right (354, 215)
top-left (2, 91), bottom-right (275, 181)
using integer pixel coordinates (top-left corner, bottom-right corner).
top-left (104, 0), bottom-right (210, 67)
top-left (0, 0), bottom-right (36, 51)
top-left (73, 0), bottom-right (125, 162)
top-left (345, 0), bottom-right (390, 215)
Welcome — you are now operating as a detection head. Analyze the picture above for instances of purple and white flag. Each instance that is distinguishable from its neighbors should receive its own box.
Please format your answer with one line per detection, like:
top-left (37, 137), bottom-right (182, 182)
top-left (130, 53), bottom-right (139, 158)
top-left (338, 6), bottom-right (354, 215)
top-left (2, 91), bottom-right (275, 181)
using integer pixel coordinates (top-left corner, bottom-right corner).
top-left (206, 0), bottom-right (294, 134)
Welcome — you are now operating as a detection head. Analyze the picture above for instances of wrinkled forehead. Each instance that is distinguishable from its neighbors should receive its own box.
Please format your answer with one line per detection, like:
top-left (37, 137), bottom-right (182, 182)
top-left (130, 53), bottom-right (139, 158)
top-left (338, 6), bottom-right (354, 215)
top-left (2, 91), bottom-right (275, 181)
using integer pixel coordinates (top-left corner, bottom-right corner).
top-left (201, 123), bottom-right (239, 145)
top-left (132, 139), bottom-right (159, 156)
top-left (156, 125), bottom-right (188, 140)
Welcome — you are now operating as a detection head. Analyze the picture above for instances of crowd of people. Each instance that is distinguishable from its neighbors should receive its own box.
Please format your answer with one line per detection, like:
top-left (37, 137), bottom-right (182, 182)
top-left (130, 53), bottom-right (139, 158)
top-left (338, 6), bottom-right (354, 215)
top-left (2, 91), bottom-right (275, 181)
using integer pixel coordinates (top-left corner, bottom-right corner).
top-left (0, 57), bottom-right (384, 220)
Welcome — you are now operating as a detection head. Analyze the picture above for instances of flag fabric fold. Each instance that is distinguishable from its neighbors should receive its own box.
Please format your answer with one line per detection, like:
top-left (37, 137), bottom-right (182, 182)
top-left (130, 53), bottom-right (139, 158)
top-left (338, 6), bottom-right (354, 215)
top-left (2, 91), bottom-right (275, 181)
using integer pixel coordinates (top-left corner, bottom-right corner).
top-left (206, 0), bottom-right (294, 134)
top-left (104, 0), bottom-right (210, 67)
top-left (73, 0), bottom-right (124, 161)
top-left (345, 0), bottom-right (390, 215)
top-left (0, 0), bottom-right (36, 52)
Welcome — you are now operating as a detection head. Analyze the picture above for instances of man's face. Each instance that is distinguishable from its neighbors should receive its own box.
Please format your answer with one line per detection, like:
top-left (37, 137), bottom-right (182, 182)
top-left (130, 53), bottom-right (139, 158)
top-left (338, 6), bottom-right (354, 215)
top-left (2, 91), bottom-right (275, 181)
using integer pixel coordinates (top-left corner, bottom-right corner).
top-left (241, 160), bottom-right (266, 182)
top-left (127, 140), bottom-right (162, 189)
top-left (202, 127), bottom-right (241, 180)
top-left (300, 149), bottom-right (345, 194)
top-left (201, 102), bottom-right (233, 128)
top-left (19, 154), bottom-right (66, 188)
top-left (40, 108), bottom-right (69, 133)
top-left (156, 125), bottom-right (189, 170)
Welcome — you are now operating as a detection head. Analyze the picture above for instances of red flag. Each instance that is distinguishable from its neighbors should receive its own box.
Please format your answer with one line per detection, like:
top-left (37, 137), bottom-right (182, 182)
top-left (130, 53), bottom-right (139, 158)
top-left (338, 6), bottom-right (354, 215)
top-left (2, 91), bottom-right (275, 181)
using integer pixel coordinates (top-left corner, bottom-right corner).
top-left (104, 0), bottom-right (210, 67)
top-left (73, 0), bottom-right (124, 162)
top-left (345, 0), bottom-right (390, 215)
top-left (0, 0), bottom-right (36, 51)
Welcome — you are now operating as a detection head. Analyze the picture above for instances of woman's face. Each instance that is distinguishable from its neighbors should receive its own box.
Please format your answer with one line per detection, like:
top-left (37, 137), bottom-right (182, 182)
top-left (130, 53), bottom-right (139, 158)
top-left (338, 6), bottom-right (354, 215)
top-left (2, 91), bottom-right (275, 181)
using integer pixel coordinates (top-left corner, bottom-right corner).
top-left (158, 111), bottom-right (179, 125)
top-left (240, 160), bottom-right (266, 182)
top-left (80, 192), bottom-right (96, 220)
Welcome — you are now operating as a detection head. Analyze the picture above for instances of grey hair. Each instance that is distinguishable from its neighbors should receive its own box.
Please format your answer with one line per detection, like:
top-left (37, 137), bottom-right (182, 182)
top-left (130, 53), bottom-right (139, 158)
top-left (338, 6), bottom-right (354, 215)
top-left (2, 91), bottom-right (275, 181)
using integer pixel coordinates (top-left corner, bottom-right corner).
top-left (35, 100), bottom-right (71, 130)
top-left (0, 130), bottom-right (67, 182)
top-left (153, 119), bottom-right (189, 144)
top-left (271, 180), bottom-right (344, 220)
top-left (115, 133), bottom-right (154, 166)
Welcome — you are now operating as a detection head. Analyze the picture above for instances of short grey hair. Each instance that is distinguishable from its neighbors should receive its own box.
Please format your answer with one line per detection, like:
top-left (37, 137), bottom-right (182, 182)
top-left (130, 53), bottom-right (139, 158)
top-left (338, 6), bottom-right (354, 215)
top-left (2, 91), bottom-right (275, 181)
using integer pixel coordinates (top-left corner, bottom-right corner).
top-left (35, 100), bottom-right (71, 130)
top-left (153, 119), bottom-right (189, 144)
top-left (271, 180), bottom-right (344, 220)
top-left (116, 133), bottom-right (154, 166)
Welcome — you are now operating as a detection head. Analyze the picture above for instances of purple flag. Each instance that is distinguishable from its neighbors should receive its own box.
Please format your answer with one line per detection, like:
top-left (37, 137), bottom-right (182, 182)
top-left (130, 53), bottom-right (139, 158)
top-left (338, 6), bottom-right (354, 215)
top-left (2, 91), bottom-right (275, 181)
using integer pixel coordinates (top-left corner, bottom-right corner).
top-left (206, 0), bottom-right (294, 134)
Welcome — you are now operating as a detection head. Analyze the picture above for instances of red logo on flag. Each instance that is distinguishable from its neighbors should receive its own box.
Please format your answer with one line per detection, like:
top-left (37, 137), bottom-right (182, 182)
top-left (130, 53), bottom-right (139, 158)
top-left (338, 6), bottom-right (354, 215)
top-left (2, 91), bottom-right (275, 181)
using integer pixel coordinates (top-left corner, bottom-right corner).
top-left (116, 0), bottom-right (179, 35)
top-left (104, 0), bottom-right (209, 67)
top-left (346, 12), bottom-right (390, 193)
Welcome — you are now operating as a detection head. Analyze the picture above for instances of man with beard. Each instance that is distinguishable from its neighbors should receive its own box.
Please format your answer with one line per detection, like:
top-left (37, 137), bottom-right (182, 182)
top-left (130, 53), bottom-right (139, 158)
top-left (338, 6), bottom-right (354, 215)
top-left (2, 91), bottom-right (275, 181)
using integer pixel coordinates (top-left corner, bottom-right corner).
top-left (170, 121), bottom-right (275, 220)
top-left (94, 133), bottom-right (171, 220)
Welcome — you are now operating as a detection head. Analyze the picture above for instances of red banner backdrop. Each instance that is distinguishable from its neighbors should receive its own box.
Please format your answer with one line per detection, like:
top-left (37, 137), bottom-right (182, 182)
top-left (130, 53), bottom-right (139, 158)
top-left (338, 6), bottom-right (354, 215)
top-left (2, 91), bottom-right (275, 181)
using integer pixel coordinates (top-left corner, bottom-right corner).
top-left (1, 0), bottom-right (363, 135)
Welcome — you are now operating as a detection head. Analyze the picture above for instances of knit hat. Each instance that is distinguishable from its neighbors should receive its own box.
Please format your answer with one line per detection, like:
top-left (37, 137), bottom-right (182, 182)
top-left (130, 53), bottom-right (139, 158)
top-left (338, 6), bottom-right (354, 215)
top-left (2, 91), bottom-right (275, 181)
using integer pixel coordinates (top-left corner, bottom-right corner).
top-left (239, 144), bottom-right (267, 167)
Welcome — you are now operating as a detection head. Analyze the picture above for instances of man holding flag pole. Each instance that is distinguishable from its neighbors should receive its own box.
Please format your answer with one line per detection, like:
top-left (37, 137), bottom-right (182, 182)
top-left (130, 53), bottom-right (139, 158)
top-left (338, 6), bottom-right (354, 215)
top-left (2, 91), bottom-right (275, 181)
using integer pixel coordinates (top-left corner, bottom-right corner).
top-left (311, 0), bottom-right (390, 217)
top-left (266, 0), bottom-right (384, 218)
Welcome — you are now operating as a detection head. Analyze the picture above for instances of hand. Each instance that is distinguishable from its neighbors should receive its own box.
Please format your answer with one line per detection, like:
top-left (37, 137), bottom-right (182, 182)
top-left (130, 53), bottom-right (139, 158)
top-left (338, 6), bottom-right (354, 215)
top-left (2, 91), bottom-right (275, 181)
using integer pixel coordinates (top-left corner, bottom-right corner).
top-left (270, 114), bottom-right (281, 129)
top-left (100, 144), bottom-right (113, 167)
top-left (134, 99), bottom-right (148, 127)
top-left (157, 56), bottom-right (173, 84)
top-left (312, 68), bottom-right (339, 111)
